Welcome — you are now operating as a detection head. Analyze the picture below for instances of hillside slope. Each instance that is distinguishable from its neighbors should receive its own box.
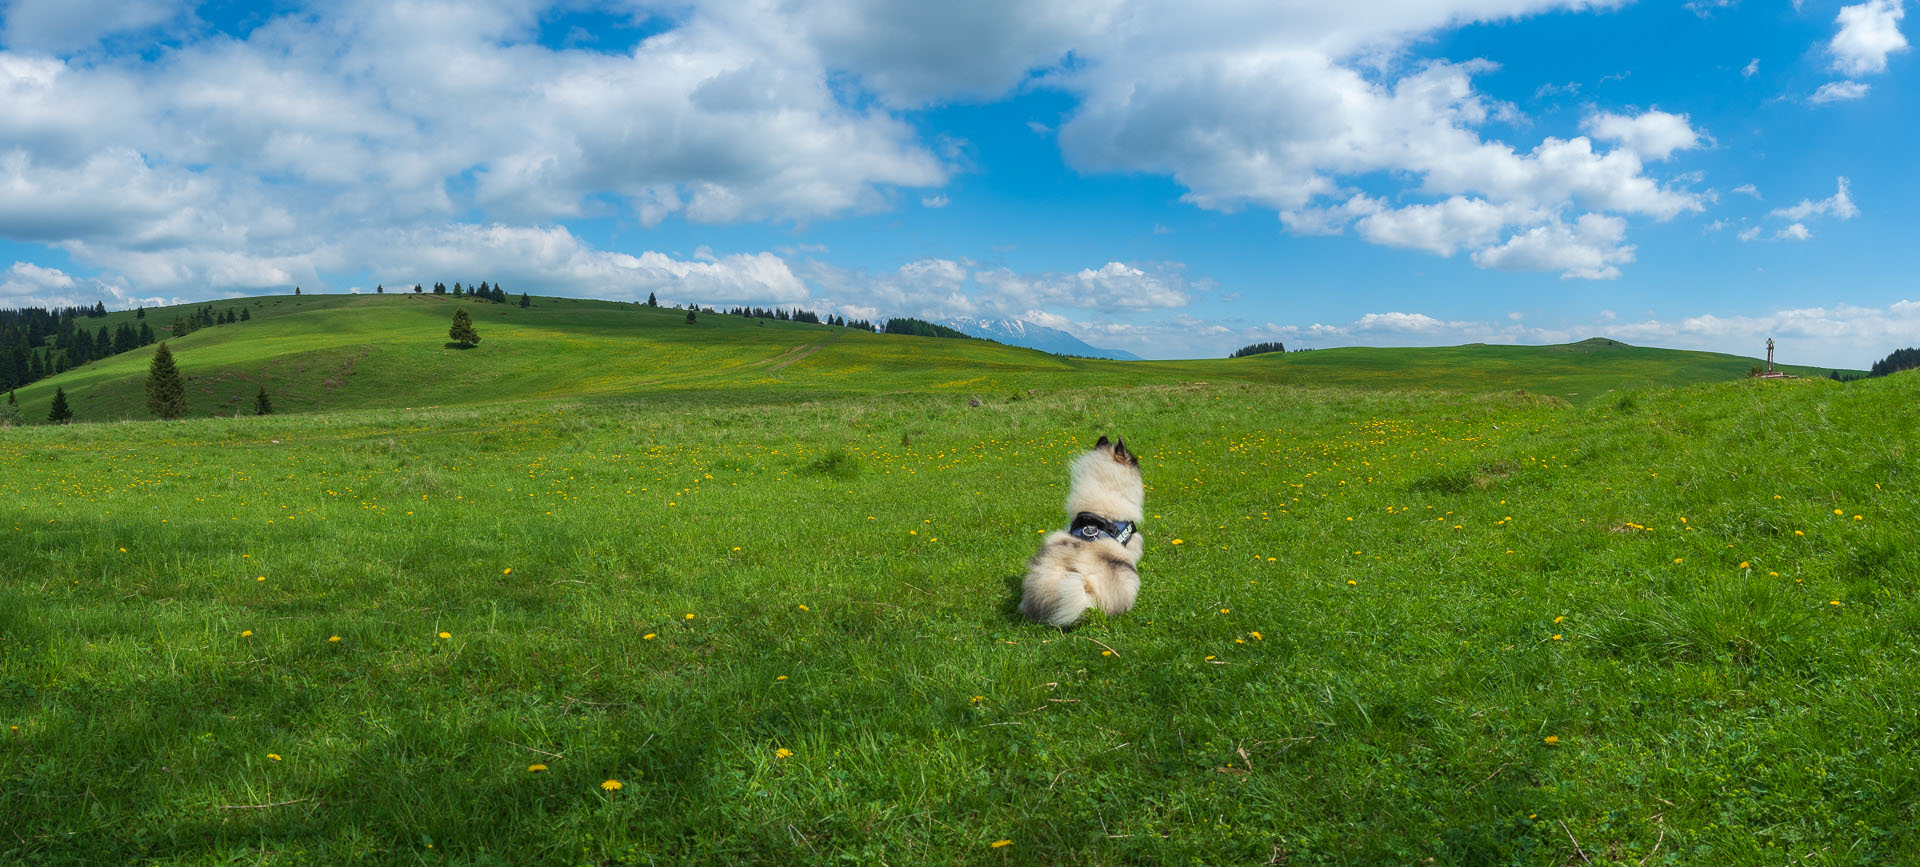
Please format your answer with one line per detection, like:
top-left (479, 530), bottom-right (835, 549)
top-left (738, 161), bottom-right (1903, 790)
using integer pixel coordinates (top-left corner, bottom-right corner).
top-left (8, 295), bottom-right (1863, 422)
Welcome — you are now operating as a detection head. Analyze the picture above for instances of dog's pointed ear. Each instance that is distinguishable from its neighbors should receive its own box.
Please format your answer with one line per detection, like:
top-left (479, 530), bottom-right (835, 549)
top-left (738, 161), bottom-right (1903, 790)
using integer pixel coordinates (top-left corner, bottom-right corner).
top-left (1112, 438), bottom-right (1138, 467)
top-left (1095, 435), bottom-right (1111, 449)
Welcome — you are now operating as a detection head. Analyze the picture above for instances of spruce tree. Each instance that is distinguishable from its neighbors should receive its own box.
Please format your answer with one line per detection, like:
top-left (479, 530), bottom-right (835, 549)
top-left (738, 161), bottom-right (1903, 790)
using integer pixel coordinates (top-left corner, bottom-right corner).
top-left (254, 385), bottom-right (273, 415)
top-left (448, 308), bottom-right (481, 347)
top-left (647, 292), bottom-right (658, 307)
top-left (519, 292), bottom-right (530, 308)
top-left (685, 310), bottom-right (697, 324)
top-left (240, 308), bottom-right (250, 322)
top-left (136, 307), bottom-right (145, 319)
top-left (48, 386), bottom-right (72, 423)
top-left (145, 342), bottom-right (187, 419)
top-left (377, 284), bottom-right (384, 294)
top-left (294, 286), bottom-right (301, 296)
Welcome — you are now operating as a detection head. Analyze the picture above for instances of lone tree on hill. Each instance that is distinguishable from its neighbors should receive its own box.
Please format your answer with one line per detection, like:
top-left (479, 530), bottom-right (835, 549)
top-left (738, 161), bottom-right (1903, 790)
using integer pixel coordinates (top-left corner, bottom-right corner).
top-left (685, 310), bottom-right (697, 324)
top-left (647, 292), bottom-right (658, 307)
top-left (254, 385), bottom-right (273, 416)
top-left (448, 307), bottom-right (482, 348)
top-left (519, 292), bottom-right (530, 308)
top-left (48, 386), bottom-right (73, 424)
top-left (146, 341), bottom-right (187, 419)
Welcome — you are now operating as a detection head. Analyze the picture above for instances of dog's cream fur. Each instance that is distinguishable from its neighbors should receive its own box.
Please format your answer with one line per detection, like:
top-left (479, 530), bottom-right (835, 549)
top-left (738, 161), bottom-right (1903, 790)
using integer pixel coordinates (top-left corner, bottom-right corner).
top-left (1018, 437), bottom-right (1145, 627)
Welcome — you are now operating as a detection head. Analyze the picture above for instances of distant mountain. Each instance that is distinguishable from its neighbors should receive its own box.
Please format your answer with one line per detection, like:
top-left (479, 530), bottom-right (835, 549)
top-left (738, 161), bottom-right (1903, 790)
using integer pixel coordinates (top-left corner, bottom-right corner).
top-left (934, 317), bottom-right (1142, 360)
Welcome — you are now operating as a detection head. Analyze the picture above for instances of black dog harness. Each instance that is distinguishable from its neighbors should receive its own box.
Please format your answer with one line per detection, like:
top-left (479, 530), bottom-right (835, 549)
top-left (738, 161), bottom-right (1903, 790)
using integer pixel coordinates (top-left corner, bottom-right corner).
top-left (1069, 512), bottom-right (1136, 545)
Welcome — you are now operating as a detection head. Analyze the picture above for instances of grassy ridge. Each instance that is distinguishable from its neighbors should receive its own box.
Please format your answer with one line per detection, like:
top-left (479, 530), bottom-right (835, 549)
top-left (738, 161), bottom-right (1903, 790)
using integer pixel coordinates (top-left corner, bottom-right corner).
top-left (3, 370), bottom-right (1916, 863)
top-left (9, 294), bottom-right (1862, 423)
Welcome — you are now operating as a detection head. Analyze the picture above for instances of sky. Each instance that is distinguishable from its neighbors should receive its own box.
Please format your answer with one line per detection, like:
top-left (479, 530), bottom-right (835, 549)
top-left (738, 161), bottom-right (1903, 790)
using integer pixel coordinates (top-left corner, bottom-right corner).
top-left (0, 0), bottom-right (1914, 367)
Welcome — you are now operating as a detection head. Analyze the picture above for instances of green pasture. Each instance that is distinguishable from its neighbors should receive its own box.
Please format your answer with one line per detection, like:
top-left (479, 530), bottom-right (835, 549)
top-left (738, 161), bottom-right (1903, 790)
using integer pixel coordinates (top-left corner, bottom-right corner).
top-left (7, 294), bottom-right (1856, 426)
top-left (3, 367), bottom-right (1916, 863)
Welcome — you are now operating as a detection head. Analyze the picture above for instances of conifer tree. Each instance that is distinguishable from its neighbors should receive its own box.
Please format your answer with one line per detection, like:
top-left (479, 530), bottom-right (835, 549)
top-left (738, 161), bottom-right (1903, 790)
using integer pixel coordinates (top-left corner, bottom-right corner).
top-left (136, 307), bottom-right (145, 319)
top-left (647, 292), bottom-right (658, 307)
top-left (685, 310), bottom-right (697, 324)
top-left (145, 342), bottom-right (187, 419)
top-left (240, 308), bottom-right (250, 321)
top-left (448, 308), bottom-right (481, 347)
top-left (519, 292), bottom-right (530, 308)
top-left (254, 385), bottom-right (272, 415)
top-left (294, 286), bottom-right (301, 295)
top-left (6, 389), bottom-right (14, 405)
top-left (48, 386), bottom-right (72, 423)
top-left (414, 284), bottom-right (423, 293)
top-left (377, 284), bottom-right (384, 294)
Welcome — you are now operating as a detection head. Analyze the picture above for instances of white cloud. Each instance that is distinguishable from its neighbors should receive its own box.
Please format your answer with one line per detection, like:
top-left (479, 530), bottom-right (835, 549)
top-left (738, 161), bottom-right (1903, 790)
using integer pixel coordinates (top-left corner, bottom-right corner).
top-left (0, 0), bottom-right (186, 54)
top-left (365, 224), bottom-right (810, 306)
top-left (1354, 197), bottom-right (1541, 256)
top-left (920, 194), bottom-right (950, 208)
top-left (1470, 213), bottom-right (1634, 279)
top-left (0, 261), bottom-right (172, 309)
top-left (1829, 0), bottom-right (1909, 76)
top-left (1732, 183), bottom-right (1760, 198)
top-left (1810, 80), bottom-right (1873, 102)
top-left (1737, 226), bottom-right (1762, 241)
top-left (1771, 177), bottom-right (1859, 221)
top-left (1742, 57), bottom-right (1760, 77)
top-left (1775, 223), bottom-right (1812, 240)
top-left (1581, 109), bottom-right (1706, 161)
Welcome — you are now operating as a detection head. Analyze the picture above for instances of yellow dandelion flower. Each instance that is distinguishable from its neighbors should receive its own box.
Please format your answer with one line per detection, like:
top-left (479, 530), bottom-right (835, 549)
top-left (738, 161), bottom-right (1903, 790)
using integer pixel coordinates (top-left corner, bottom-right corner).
top-left (1830, 600), bottom-right (1842, 606)
top-left (1794, 530), bottom-right (1804, 536)
top-left (1552, 616), bottom-right (1565, 624)
top-left (1347, 579), bottom-right (1357, 586)
top-left (776, 675), bottom-right (788, 681)
top-left (240, 630), bottom-right (253, 637)
top-left (1250, 631), bottom-right (1262, 640)
top-left (327, 635), bottom-right (341, 643)
top-left (643, 633), bottom-right (656, 640)
top-left (503, 568), bottom-right (512, 574)
top-left (1101, 650), bottom-right (1113, 656)
top-left (1169, 539), bottom-right (1184, 545)
top-left (1673, 558), bottom-right (1684, 564)
top-left (1552, 634), bottom-right (1563, 641)
top-left (775, 748), bottom-right (793, 758)
top-left (601, 779), bottom-right (623, 791)
top-left (1204, 655), bottom-right (1215, 661)
top-left (1542, 736), bottom-right (1559, 745)
top-left (798, 604), bottom-right (809, 611)
top-left (1853, 515), bottom-right (1863, 521)
top-left (256, 576), bottom-right (266, 582)
top-left (1219, 608), bottom-right (1230, 614)
top-left (1834, 509), bottom-right (1844, 515)
top-left (267, 753), bottom-right (282, 761)
top-left (971, 696), bottom-right (984, 704)
top-left (527, 764), bottom-right (548, 773)
top-left (684, 613), bottom-right (696, 620)
top-left (732, 547), bottom-right (741, 551)
top-left (991, 839), bottom-right (1012, 848)
top-left (438, 631), bottom-right (451, 639)
top-left (1738, 562), bottom-right (1750, 569)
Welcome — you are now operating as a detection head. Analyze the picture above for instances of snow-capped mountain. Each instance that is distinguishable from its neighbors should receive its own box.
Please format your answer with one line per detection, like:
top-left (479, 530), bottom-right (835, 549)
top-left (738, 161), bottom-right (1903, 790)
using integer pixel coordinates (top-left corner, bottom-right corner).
top-left (934, 318), bottom-right (1142, 360)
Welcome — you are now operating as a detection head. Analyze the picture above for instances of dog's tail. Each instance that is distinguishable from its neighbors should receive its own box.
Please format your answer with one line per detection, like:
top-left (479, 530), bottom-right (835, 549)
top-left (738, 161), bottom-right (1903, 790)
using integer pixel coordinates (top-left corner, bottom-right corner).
top-left (1019, 573), bottom-right (1094, 627)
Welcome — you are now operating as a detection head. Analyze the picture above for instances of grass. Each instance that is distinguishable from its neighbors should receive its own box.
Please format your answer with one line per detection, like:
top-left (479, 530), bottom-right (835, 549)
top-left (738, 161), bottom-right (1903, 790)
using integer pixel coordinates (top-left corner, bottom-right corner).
top-left (3, 365), bottom-right (1917, 864)
top-left (8, 294), bottom-right (1859, 425)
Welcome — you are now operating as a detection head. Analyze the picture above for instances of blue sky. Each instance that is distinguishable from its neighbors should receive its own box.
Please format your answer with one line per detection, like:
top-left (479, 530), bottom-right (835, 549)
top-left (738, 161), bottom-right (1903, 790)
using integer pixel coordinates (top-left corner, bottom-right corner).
top-left (0, 0), bottom-right (1913, 366)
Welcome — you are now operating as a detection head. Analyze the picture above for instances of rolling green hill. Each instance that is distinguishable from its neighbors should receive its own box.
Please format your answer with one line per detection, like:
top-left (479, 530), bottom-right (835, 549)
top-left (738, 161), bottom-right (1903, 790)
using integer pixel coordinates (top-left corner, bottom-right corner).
top-left (6, 293), bottom-right (1864, 423)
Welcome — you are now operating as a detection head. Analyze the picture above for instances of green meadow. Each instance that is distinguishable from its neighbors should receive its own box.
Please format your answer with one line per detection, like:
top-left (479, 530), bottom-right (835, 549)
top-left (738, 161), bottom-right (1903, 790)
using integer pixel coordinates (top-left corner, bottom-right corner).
top-left (2, 295), bottom-right (1915, 864)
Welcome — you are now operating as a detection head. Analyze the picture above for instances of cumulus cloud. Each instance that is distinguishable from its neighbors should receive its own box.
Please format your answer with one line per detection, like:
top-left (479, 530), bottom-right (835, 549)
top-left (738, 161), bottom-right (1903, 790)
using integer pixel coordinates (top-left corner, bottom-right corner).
top-left (1470, 214), bottom-right (1634, 279)
top-left (1776, 223), bottom-right (1812, 240)
top-left (1742, 57), bottom-right (1760, 77)
top-left (0, 0), bottom-right (186, 54)
top-left (1771, 177), bottom-right (1859, 221)
top-left (1581, 109), bottom-right (1706, 161)
top-left (1810, 80), bottom-right (1873, 102)
top-left (1829, 0), bottom-right (1909, 76)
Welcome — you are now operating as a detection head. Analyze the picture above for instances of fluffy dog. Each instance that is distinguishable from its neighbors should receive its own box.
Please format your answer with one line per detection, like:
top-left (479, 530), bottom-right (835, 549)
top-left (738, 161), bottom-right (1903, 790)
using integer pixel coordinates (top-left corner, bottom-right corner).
top-left (1018, 436), bottom-right (1145, 627)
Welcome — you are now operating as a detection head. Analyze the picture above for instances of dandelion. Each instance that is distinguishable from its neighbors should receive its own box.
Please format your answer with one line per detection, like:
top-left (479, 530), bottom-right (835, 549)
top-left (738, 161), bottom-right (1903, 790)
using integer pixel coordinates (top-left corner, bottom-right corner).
top-left (1738, 562), bottom-right (1750, 569)
top-left (991, 839), bottom-right (1012, 848)
top-left (775, 748), bottom-right (793, 759)
top-left (528, 764), bottom-right (548, 773)
top-left (643, 633), bottom-right (656, 640)
top-left (1542, 736), bottom-right (1559, 745)
top-left (438, 631), bottom-right (451, 639)
top-left (240, 630), bottom-right (253, 637)
top-left (1204, 655), bottom-right (1216, 661)
top-left (267, 753), bottom-right (282, 761)
top-left (1834, 509), bottom-right (1844, 515)
top-left (684, 613), bottom-right (696, 620)
top-left (1219, 608), bottom-right (1230, 614)
top-left (776, 675), bottom-right (788, 681)
top-left (1853, 515), bottom-right (1863, 521)
top-left (1101, 649), bottom-right (1113, 656)
top-left (328, 635), bottom-right (341, 643)
top-left (601, 779), bottom-right (623, 791)
top-left (1673, 558), bottom-right (1684, 564)
top-left (1250, 631), bottom-right (1262, 641)
top-left (1830, 601), bottom-right (1842, 606)
top-left (971, 696), bottom-right (984, 704)
top-left (1795, 530), bottom-right (1804, 536)
top-left (798, 604), bottom-right (809, 611)
top-left (1347, 579), bottom-right (1357, 586)
top-left (1552, 616), bottom-right (1565, 624)
top-left (503, 568), bottom-right (512, 574)
top-left (1552, 634), bottom-right (1563, 641)
top-left (732, 547), bottom-right (741, 551)
top-left (1169, 539), bottom-right (1185, 545)
top-left (256, 576), bottom-right (266, 582)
